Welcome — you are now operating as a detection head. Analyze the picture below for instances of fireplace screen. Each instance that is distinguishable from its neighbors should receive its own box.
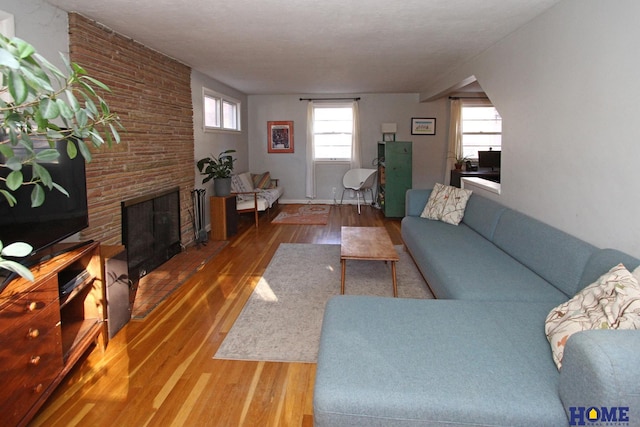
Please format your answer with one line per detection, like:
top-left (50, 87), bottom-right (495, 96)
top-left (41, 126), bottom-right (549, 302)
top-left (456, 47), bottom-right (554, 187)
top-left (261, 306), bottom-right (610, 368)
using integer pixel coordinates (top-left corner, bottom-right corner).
top-left (122, 187), bottom-right (181, 280)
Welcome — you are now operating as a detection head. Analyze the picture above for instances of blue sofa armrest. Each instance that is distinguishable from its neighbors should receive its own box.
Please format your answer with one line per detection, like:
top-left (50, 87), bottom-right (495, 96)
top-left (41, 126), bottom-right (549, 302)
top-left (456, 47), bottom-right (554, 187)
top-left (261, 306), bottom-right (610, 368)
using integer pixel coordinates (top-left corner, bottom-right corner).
top-left (405, 189), bottom-right (431, 217)
top-left (559, 330), bottom-right (640, 424)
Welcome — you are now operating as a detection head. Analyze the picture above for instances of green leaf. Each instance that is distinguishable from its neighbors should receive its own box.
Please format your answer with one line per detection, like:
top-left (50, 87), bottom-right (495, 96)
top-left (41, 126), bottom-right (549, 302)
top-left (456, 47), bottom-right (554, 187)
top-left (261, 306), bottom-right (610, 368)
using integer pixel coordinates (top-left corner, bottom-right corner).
top-left (32, 163), bottom-right (52, 188)
top-left (6, 170), bottom-right (23, 191)
top-left (75, 108), bottom-right (88, 128)
top-left (89, 130), bottom-right (105, 147)
top-left (5, 156), bottom-right (22, 171)
top-left (76, 139), bottom-right (92, 162)
top-left (71, 61), bottom-right (87, 76)
top-left (65, 89), bottom-right (80, 112)
top-left (2, 241), bottom-right (33, 257)
top-left (8, 69), bottom-right (28, 104)
top-left (99, 97), bottom-right (110, 115)
top-left (0, 190), bottom-right (17, 207)
top-left (30, 184), bottom-right (45, 207)
top-left (0, 259), bottom-right (34, 281)
top-left (13, 38), bottom-right (36, 59)
top-left (81, 75), bottom-right (112, 92)
top-left (46, 129), bottom-right (65, 141)
top-left (35, 148), bottom-right (60, 162)
top-left (109, 123), bottom-right (121, 144)
top-left (0, 47), bottom-right (20, 69)
top-left (35, 52), bottom-right (66, 80)
top-left (84, 96), bottom-right (98, 117)
top-left (39, 98), bottom-right (60, 120)
top-left (34, 108), bottom-right (49, 130)
top-left (78, 80), bottom-right (97, 98)
top-left (66, 139), bottom-right (78, 159)
top-left (51, 182), bottom-right (69, 197)
top-left (0, 144), bottom-right (14, 158)
top-left (56, 98), bottom-right (74, 120)
top-left (20, 64), bottom-right (54, 92)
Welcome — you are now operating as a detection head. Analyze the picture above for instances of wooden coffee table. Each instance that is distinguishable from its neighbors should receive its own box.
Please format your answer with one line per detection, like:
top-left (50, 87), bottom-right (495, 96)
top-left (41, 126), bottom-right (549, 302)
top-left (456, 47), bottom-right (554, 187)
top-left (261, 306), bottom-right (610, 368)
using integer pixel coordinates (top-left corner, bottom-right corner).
top-left (340, 226), bottom-right (400, 297)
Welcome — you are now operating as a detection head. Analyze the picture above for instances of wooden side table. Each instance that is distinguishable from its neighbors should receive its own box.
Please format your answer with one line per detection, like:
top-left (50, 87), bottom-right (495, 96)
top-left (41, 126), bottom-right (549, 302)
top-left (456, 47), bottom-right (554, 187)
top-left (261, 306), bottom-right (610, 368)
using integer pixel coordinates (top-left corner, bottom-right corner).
top-left (210, 195), bottom-right (238, 240)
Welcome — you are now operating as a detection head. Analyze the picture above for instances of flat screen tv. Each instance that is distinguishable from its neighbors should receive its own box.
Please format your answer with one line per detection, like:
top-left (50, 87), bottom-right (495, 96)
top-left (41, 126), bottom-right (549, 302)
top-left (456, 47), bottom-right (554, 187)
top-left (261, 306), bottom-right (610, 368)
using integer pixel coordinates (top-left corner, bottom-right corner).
top-left (0, 136), bottom-right (89, 271)
top-left (478, 150), bottom-right (501, 171)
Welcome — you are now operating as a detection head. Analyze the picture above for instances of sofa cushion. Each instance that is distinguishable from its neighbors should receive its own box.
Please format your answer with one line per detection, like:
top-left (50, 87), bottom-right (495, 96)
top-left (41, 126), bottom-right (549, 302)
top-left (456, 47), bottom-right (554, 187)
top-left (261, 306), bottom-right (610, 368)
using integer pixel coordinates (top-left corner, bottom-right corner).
top-left (405, 189), bottom-right (432, 217)
top-left (579, 248), bottom-right (640, 293)
top-left (420, 183), bottom-right (472, 225)
top-left (231, 172), bottom-right (254, 193)
top-left (401, 216), bottom-right (568, 303)
top-left (492, 209), bottom-right (597, 298)
top-left (545, 263), bottom-right (640, 369)
top-left (461, 193), bottom-right (507, 241)
top-left (314, 296), bottom-right (567, 427)
top-left (251, 171), bottom-right (272, 189)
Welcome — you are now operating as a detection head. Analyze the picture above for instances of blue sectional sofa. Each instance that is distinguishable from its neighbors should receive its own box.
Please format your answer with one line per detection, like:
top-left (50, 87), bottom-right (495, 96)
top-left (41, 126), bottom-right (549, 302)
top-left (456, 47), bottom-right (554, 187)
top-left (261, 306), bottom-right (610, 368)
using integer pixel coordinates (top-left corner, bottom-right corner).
top-left (314, 189), bottom-right (640, 427)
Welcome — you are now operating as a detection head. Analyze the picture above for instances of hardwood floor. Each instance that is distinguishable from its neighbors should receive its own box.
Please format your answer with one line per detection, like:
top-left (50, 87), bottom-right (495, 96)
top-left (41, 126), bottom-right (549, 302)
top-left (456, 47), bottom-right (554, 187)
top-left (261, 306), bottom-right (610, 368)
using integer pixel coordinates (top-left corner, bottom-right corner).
top-left (31, 203), bottom-right (403, 427)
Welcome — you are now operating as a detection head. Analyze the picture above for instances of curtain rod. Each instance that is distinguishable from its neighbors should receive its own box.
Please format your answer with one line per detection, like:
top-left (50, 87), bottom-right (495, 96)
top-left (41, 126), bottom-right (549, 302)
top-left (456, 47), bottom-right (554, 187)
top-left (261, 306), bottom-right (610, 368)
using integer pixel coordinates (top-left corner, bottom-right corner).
top-left (299, 97), bottom-right (361, 101)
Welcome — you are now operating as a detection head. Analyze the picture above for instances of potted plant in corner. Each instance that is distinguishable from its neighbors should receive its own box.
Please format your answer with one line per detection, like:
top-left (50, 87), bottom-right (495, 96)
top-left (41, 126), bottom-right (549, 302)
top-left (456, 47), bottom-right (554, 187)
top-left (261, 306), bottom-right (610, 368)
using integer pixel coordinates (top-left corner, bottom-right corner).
top-left (196, 150), bottom-right (236, 196)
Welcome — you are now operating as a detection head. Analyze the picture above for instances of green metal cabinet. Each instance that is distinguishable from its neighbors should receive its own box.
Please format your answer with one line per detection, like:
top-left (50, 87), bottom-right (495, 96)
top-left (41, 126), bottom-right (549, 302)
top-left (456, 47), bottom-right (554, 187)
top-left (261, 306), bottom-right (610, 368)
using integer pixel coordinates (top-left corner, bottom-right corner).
top-left (377, 141), bottom-right (412, 217)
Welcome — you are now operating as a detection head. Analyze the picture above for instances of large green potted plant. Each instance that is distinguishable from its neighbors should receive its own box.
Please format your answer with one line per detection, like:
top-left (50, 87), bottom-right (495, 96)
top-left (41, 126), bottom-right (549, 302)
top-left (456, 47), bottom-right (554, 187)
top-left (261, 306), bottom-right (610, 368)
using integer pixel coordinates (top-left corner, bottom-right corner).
top-left (196, 149), bottom-right (236, 196)
top-left (0, 35), bottom-right (123, 282)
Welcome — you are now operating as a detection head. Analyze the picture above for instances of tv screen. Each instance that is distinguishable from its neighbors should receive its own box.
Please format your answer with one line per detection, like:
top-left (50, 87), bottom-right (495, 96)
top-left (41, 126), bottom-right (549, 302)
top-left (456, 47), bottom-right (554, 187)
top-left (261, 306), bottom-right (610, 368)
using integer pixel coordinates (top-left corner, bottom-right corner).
top-left (0, 136), bottom-right (89, 266)
top-left (478, 150), bottom-right (501, 171)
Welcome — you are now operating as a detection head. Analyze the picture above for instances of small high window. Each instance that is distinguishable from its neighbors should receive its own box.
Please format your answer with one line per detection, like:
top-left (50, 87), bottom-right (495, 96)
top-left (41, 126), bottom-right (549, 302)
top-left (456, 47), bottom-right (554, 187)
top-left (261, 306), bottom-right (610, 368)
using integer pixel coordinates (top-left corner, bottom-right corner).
top-left (203, 89), bottom-right (241, 132)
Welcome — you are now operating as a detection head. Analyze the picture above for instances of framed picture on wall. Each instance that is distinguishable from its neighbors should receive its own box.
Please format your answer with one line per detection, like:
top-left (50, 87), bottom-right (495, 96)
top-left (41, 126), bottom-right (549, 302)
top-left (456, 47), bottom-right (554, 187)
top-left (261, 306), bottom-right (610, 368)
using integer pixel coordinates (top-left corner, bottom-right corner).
top-left (267, 121), bottom-right (294, 153)
top-left (411, 118), bottom-right (436, 135)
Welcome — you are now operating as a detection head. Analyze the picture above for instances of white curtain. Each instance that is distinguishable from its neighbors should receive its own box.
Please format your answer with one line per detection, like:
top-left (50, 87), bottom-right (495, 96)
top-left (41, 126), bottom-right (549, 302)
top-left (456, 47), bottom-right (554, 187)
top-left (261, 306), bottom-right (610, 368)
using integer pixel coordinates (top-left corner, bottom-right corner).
top-left (350, 100), bottom-right (361, 169)
top-left (305, 101), bottom-right (315, 199)
top-left (444, 98), bottom-right (463, 185)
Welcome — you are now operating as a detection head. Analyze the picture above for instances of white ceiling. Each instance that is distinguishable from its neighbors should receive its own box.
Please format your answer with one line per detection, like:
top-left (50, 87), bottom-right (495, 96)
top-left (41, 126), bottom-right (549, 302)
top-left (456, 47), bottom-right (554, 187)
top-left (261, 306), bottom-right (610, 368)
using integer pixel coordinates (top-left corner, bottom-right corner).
top-left (45, 0), bottom-right (560, 95)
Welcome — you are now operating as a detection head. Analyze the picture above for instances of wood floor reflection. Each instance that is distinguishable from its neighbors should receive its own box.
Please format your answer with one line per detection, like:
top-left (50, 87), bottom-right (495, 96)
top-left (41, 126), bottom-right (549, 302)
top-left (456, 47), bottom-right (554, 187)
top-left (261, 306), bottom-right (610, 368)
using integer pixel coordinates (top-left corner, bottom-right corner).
top-left (31, 203), bottom-right (403, 427)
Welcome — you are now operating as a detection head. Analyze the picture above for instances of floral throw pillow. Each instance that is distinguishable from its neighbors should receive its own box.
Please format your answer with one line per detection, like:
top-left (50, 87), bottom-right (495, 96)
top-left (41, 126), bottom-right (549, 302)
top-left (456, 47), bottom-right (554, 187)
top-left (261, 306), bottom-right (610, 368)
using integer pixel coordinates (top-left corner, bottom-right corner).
top-left (545, 263), bottom-right (640, 369)
top-left (420, 183), bottom-right (472, 225)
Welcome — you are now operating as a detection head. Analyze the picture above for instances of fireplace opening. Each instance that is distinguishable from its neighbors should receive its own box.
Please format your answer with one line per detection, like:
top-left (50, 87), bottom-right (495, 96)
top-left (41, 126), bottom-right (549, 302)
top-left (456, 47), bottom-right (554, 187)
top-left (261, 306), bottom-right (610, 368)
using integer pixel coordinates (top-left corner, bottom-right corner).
top-left (122, 187), bottom-right (182, 280)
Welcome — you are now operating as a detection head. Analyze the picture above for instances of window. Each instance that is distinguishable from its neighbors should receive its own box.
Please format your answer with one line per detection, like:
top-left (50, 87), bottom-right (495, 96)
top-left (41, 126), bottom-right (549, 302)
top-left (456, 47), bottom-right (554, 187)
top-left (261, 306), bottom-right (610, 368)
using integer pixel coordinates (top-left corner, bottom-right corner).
top-left (203, 89), bottom-right (241, 131)
top-left (312, 103), bottom-right (354, 161)
top-left (461, 104), bottom-right (502, 159)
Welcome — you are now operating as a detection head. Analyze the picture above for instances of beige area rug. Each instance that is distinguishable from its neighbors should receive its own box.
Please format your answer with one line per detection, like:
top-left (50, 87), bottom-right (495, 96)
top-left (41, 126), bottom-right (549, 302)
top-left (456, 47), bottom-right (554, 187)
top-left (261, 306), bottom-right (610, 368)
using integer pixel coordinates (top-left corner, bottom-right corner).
top-left (271, 204), bottom-right (331, 225)
top-left (213, 243), bottom-right (433, 363)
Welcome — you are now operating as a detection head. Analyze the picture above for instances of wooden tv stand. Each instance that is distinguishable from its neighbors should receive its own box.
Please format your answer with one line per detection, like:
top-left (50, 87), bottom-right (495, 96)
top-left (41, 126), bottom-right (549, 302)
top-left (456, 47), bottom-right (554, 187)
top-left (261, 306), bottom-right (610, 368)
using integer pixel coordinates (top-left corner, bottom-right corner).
top-left (0, 241), bottom-right (106, 427)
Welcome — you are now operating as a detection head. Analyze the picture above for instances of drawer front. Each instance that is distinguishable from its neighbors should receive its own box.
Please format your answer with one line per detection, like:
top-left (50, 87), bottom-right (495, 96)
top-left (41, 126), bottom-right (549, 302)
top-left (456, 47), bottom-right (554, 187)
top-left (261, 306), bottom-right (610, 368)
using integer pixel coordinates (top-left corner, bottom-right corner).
top-left (0, 276), bottom-right (59, 336)
top-left (0, 302), bottom-right (63, 425)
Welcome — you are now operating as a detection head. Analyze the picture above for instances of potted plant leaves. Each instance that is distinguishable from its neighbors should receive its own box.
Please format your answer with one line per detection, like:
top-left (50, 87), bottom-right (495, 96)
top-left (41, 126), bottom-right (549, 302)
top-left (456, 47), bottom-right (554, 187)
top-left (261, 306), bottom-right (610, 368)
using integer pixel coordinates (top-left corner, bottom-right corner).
top-left (196, 150), bottom-right (236, 196)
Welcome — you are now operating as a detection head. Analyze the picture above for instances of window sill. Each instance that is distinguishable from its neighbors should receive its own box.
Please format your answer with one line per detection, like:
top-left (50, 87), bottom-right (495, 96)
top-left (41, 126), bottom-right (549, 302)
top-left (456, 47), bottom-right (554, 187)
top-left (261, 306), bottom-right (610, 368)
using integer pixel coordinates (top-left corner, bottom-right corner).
top-left (204, 128), bottom-right (242, 134)
top-left (314, 159), bottom-right (351, 164)
top-left (461, 177), bottom-right (501, 195)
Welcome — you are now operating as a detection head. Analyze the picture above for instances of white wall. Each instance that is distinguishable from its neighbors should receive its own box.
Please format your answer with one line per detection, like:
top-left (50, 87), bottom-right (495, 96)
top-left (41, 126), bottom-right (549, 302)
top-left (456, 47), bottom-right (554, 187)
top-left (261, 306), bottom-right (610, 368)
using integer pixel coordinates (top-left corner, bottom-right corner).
top-left (248, 93), bottom-right (448, 203)
top-left (1, 0), bottom-right (69, 70)
top-left (421, 0), bottom-right (640, 259)
top-left (191, 69), bottom-right (248, 229)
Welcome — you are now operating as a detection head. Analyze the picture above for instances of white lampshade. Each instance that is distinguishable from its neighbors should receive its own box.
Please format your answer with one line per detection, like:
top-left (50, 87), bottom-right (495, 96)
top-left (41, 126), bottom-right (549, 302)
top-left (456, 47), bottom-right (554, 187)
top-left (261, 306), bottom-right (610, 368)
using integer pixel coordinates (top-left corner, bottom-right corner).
top-left (381, 123), bottom-right (397, 133)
